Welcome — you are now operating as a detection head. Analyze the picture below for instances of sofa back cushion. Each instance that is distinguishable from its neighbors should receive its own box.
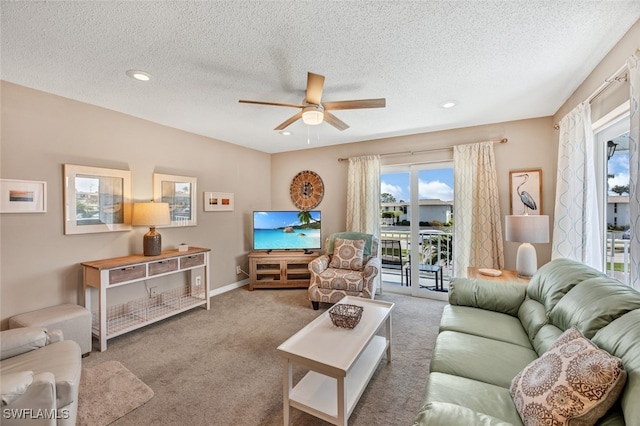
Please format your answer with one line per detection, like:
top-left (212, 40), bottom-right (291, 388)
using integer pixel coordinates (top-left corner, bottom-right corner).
top-left (548, 277), bottom-right (640, 339)
top-left (526, 258), bottom-right (604, 315)
top-left (591, 310), bottom-right (640, 425)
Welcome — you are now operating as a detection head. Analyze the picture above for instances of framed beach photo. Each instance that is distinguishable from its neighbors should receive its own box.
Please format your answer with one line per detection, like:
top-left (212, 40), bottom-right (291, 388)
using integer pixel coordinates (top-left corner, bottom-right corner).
top-left (64, 164), bottom-right (132, 234)
top-left (204, 192), bottom-right (234, 212)
top-left (153, 173), bottom-right (197, 227)
top-left (509, 168), bottom-right (542, 215)
top-left (0, 179), bottom-right (47, 213)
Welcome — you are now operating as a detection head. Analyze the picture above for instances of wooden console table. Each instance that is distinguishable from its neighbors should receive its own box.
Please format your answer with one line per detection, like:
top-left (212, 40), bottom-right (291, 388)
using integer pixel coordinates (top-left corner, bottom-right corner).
top-left (82, 247), bottom-right (210, 351)
top-left (249, 250), bottom-right (319, 290)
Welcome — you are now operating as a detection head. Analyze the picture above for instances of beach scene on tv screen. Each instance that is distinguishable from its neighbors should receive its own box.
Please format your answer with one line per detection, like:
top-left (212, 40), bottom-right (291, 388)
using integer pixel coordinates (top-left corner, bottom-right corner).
top-left (253, 211), bottom-right (321, 250)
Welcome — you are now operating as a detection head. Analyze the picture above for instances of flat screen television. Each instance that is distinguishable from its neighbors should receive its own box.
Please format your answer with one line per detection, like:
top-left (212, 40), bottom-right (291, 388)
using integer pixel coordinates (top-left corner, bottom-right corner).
top-left (252, 210), bottom-right (321, 253)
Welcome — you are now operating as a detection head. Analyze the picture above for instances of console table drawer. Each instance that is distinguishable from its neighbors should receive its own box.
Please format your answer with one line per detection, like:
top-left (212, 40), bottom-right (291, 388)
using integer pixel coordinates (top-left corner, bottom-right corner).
top-left (181, 254), bottom-right (204, 269)
top-left (109, 264), bottom-right (146, 284)
top-left (149, 258), bottom-right (178, 276)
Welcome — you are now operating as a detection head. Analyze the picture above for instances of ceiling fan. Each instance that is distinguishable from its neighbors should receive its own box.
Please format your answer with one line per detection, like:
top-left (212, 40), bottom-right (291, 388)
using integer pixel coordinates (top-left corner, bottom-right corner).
top-left (239, 72), bottom-right (385, 131)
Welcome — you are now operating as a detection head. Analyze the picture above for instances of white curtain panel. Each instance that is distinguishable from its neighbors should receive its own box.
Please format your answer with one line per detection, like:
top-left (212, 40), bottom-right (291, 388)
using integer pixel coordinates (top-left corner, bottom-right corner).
top-left (346, 155), bottom-right (381, 241)
top-left (628, 49), bottom-right (640, 289)
top-left (552, 102), bottom-right (602, 269)
top-left (453, 141), bottom-right (504, 277)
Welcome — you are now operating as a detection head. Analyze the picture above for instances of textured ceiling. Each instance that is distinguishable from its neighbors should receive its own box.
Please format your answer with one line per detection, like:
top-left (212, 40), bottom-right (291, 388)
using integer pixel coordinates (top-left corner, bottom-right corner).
top-left (2, 1), bottom-right (639, 154)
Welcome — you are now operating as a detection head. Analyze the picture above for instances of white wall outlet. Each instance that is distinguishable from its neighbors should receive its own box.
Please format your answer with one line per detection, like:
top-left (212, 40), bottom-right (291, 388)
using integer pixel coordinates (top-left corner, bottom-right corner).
top-left (195, 276), bottom-right (202, 286)
top-left (149, 287), bottom-right (157, 297)
top-left (236, 265), bottom-right (242, 275)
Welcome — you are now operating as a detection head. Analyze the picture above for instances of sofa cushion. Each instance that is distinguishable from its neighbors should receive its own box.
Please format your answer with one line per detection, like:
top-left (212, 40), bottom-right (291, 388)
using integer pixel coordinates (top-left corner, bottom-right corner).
top-left (510, 327), bottom-right (626, 426)
top-left (421, 372), bottom-right (523, 425)
top-left (329, 238), bottom-right (365, 271)
top-left (440, 305), bottom-right (532, 348)
top-left (548, 277), bottom-right (640, 339)
top-left (592, 310), bottom-right (640, 425)
top-left (413, 401), bottom-right (514, 426)
top-left (449, 278), bottom-right (527, 316)
top-left (527, 258), bottom-right (604, 315)
top-left (518, 298), bottom-right (548, 343)
top-left (430, 331), bottom-right (538, 388)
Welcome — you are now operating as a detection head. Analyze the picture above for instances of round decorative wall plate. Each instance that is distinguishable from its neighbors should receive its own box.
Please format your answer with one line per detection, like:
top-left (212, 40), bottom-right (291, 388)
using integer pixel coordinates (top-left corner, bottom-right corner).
top-left (290, 170), bottom-right (324, 210)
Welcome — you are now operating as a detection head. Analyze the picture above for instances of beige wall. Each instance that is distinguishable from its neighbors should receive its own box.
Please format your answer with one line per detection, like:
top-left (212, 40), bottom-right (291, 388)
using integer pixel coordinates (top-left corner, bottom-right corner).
top-left (271, 117), bottom-right (557, 271)
top-left (0, 82), bottom-right (271, 328)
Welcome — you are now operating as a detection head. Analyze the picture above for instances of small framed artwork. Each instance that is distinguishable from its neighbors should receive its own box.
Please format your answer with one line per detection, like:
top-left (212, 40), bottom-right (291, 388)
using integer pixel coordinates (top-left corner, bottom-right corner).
top-left (509, 168), bottom-right (542, 215)
top-left (64, 164), bottom-right (132, 234)
top-left (204, 192), bottom-right (234, 212)
top-left (153, 173), bottom-right (197, 227)
top-left (0, 179), bottom-right (47, 213)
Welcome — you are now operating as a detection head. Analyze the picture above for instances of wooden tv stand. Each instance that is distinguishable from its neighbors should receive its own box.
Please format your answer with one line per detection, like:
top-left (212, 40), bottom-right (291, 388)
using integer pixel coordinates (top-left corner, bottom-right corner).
top-left (249, 250), bottom-right (320, 290)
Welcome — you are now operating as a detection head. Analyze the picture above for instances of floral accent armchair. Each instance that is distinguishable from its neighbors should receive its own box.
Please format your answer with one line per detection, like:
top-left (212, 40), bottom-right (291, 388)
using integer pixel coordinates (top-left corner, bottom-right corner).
top-left (308, 232), bottom-right (380, 310)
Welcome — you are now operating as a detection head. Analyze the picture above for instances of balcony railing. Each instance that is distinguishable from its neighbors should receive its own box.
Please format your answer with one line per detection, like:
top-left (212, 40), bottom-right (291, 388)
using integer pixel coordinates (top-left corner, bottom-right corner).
top-left (606, 232), bottom-right (631, 286)
top-left (380, 228), bottom-right (454, 281)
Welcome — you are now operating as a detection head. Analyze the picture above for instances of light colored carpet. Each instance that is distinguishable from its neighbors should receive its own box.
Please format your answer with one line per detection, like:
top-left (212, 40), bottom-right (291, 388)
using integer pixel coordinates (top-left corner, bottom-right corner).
top-left (80, 287), bottom-right (445, 425)
top-left (78, 360), bottom-right (154, 426)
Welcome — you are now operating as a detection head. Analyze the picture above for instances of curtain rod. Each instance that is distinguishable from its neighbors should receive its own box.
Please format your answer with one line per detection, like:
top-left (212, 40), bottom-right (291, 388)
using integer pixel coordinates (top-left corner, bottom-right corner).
top-left (553, 63), bottom-right (629, 130)
top-left (337, 138), bottom-right (507, 162)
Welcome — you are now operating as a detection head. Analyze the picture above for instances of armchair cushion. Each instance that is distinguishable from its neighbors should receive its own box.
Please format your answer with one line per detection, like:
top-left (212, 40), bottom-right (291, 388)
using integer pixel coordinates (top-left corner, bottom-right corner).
top-left (327, 232), bottom-right (374, 256)
top-left (1, 370), bottom-right (33, 405)
top-left (317, 268), bottom-right (365, 292)
top-left (329, 238), bottom-right (365, 271)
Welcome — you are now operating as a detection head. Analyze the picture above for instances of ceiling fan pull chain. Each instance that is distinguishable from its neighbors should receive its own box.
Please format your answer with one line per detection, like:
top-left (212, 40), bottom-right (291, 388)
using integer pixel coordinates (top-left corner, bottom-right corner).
top-left (307, 125), bottom-right (310, 145)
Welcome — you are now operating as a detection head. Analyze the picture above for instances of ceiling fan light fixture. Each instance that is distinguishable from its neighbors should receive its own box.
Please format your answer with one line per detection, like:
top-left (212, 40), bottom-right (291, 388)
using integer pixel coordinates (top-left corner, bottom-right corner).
top-left (302, 106), bottom-right (324, 125)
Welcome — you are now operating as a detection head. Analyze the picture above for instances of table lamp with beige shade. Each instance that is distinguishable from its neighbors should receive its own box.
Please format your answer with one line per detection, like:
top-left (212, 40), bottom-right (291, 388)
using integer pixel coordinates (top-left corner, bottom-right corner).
top-left (132, 201), bottom-right (170, 256)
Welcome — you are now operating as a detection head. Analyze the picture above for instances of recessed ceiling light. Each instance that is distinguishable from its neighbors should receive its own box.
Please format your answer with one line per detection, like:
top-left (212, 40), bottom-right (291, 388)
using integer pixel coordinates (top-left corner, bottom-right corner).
top-left (279, 131), bottom-right (292, 136)
top-left (126, 69), bottom-right (151, 81)
top-left (439, 101), bottom-right (457, 109)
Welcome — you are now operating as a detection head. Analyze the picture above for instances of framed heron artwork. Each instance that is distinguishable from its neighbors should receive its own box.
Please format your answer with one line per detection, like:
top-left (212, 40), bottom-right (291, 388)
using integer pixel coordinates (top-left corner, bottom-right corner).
top-left (509, 169), bottom-right (542, 215)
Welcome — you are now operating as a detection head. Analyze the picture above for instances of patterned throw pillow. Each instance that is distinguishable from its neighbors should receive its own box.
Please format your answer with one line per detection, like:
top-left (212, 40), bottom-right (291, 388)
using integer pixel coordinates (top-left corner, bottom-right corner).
top-left (329, 238), bottom-right (365, 271)
top-left (510, 327), bottom-right (626, 426)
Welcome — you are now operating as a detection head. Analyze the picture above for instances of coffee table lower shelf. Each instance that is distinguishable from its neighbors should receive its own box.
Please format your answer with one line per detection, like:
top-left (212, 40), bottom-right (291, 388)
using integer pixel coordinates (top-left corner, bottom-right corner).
top-left (288, 336), bottom-right (387, 423)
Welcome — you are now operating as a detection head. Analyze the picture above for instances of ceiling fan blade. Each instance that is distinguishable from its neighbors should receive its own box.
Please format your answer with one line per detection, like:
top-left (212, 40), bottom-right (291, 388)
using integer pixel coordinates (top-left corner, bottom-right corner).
top-left (323, 98), bottom-right (386, 111)
top-left (274, 111), bottom-right (303, 130)
top-left (323, 111), bottom-right (350, 131)
top-left (239, 100), bottom-right (305, 109)
top-left (305, 72), bottom-right (325, 105)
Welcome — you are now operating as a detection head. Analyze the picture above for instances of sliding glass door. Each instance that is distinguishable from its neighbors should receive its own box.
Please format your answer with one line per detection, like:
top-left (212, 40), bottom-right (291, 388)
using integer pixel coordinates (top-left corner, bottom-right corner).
top-left (380, 162), bottom-right (453, 300)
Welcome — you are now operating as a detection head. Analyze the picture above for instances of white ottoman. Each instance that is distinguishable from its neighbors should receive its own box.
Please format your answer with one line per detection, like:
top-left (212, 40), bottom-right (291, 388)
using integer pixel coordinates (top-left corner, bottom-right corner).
top-left (9, 303), bottom-right (92, 355)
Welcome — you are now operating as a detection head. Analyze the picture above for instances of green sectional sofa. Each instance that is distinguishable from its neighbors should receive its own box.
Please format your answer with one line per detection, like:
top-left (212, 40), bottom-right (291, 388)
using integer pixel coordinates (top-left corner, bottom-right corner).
top-left (414, 258), bottom-right (640, 426)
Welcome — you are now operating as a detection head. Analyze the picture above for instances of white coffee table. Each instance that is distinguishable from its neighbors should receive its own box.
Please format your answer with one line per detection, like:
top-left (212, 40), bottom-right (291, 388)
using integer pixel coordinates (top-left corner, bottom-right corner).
top-left (277, 296), bottom-right (394, 426)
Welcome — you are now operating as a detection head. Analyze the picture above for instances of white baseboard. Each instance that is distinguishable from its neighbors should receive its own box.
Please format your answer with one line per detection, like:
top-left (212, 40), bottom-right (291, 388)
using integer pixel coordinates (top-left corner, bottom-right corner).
top-left (209, 279), bottom-right (249, 297)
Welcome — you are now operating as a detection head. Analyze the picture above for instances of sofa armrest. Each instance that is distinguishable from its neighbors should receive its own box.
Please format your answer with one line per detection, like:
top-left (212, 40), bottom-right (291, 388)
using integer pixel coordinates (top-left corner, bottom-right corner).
top-left (0, 327), bottom-right (61, 360)
top-left (448, 278), bottom-right (527, 316)
top-left (2, 372), bottom-right (58, 426)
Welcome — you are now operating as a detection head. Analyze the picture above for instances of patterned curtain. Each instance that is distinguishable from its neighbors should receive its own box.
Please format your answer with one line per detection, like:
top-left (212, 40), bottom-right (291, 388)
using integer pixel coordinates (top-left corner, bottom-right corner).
top-left (551, 102), bottom-right (602, 269)
top-left (628, 50), bottom-right (640, 289)
top-left (346, 155), bottom-right (381, 241)
top-left (453, 141), bottom-right (504, 277)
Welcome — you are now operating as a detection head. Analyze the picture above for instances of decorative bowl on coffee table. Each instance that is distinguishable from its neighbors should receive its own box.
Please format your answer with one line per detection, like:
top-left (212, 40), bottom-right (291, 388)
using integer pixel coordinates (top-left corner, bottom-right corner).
top-left (329, 304), bottom-right (363, 329)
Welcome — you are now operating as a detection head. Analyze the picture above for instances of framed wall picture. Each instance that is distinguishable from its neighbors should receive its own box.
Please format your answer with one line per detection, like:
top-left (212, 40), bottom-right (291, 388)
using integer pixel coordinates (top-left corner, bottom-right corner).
top-left (509, 168), bottom-right (542, 215)
top-left (204, 192), bottom-right (234, 212)
top-left (0, 179), bottom-right (47, 213)
top-left (63, 164), bottom-right (132, 234)
top-left (153, 173), bottom-right (197, 227)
